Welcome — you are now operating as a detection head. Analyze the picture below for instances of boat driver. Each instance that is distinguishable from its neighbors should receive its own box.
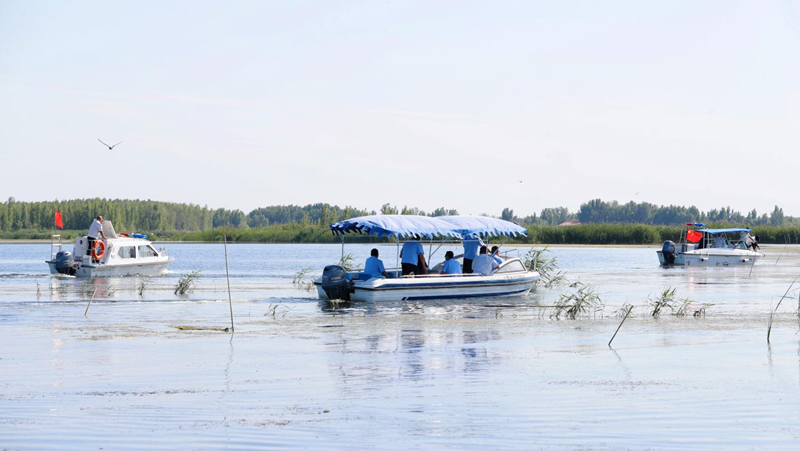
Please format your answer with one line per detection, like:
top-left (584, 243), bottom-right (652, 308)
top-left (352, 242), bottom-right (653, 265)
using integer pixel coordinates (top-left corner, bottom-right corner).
top-left (462, 233), bottom-right (485, 274)
top-left (363, 248), bottom-right (389, 279)
top-left (472, 246), bottom-right (500, 276)
top-left (87, 216), bottom-right (106, 257)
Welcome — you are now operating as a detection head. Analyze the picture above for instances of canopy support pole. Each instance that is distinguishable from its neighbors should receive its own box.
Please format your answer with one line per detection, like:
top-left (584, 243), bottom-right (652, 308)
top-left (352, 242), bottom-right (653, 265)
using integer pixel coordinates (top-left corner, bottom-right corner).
top-left (396, 237), bottom-right (400, 275)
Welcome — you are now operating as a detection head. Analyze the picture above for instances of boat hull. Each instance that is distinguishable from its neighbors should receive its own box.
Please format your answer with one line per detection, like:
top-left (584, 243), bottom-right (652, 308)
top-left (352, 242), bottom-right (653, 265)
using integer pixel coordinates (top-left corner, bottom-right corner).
top-left (47, 258), bottom-right (172, 277)
top-left (316, 272), bottom-right (540, 302)
top-left (657, 250), bottom-right (763, 267)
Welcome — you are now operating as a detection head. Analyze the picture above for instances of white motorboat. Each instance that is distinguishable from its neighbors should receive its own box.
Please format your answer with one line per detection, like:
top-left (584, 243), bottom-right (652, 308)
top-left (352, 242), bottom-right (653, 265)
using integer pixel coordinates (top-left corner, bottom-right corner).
top-left (46, 221), bottom-right (172, 277)
top-left (657, 225), bottom-right (764, 267)
top-left (314, 215), bottom-right (539, 302)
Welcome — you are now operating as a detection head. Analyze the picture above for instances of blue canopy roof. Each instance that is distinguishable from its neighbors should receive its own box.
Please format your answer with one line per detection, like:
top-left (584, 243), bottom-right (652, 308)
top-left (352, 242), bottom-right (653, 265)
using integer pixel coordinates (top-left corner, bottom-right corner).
top-left (330, 215), bottom-right (463, 238)
top-left (439, 215), bottom-right (528, 237)
top-left (700, 228), bottom-right (752, 234)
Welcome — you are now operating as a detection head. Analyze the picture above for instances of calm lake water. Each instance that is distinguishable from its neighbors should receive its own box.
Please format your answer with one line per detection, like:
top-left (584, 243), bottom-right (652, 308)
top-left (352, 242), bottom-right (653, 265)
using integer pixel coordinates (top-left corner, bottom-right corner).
top-left (1, 242), bottom-right (799, 450)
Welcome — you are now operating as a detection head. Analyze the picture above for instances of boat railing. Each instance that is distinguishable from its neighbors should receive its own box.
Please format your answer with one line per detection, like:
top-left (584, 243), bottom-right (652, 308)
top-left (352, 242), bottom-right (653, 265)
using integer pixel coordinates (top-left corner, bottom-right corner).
top-left (500, 249), bottom-right (520, 258)
top-left (50, 234), bottom-right (63, 260)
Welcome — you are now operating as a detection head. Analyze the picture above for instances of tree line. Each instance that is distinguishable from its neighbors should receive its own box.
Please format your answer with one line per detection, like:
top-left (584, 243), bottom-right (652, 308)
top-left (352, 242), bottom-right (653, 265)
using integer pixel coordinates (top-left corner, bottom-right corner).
top-left (503, 199), bottom-right (794, 227)
top-left (0, 197), bottom-right (795, 235)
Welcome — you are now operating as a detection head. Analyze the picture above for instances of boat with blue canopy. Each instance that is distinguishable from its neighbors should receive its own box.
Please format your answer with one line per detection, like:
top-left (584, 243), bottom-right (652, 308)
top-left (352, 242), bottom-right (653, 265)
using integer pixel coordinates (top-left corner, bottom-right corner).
top-left (316, 215), bottom-right (540, 302)
top-left (658, 223), bottom-right (764, 267)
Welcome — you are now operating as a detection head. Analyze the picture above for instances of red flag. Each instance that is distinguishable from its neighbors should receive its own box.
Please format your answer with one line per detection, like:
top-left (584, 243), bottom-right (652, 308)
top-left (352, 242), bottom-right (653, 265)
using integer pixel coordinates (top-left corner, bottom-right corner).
top-left (54, 210), bottom-right (63, 229)
top-left (686, 229), bottom-right (702, 243)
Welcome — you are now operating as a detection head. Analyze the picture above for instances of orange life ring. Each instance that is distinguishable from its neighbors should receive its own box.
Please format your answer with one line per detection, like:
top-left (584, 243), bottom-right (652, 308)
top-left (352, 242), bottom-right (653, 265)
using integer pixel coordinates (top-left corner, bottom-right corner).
top-left (92, 240), bottom-right (106, 260)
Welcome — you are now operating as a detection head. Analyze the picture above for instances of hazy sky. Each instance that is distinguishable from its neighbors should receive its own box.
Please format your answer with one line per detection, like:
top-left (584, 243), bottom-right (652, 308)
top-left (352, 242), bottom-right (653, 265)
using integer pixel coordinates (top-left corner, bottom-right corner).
top-left (2, 1), bottom-right (800, 217)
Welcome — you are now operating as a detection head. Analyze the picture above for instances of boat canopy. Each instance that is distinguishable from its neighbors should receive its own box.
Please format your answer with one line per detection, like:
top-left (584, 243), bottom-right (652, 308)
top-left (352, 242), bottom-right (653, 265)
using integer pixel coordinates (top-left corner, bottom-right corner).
top-left (439, 215), bottom-right (528, 237)
top-left (700, 228), bottom-right (752, 234)
top-left (330, 215), bottom-right (463, 238)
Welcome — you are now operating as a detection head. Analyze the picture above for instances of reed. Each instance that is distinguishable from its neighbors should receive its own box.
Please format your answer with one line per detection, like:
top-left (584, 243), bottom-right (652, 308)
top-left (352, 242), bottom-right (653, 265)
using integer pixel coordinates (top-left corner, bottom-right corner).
top-left (292, 267), bottom-right (315, 291)
top-left (265, 302), bottom-right (292, 319)
top-left (649, 287), bottom-right (679, 317)
top-left (551, 283), bottom-right (601, 320)
top-left (767, 276), bottom-right (798, 344)
top-left (337, 253), bottom-right (356, 272)
top-left (523, 248), bottom-right (567, 288)
top-left (137, 278), bottom-right (148, 296)
top-left (174, 270), bottom-right (201, 295)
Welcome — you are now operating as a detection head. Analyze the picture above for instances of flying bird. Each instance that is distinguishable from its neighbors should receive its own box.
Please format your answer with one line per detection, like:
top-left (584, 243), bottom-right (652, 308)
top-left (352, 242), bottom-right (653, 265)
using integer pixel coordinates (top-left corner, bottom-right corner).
top-left (98, 139), bottom-right (123, 150)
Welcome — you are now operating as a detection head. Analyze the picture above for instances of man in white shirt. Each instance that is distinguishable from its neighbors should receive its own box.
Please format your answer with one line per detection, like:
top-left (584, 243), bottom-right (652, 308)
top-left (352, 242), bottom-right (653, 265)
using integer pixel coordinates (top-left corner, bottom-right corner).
top-left (472, 246), bottom-right (499, 276)
top-left (87, 216), bottom-right (106, 257)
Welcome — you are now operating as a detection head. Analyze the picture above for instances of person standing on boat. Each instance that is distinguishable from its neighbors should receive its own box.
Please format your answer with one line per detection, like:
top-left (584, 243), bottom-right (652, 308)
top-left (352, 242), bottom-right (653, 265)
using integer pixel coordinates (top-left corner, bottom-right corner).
top-left (364, 248), bottom-right (389, 279)
top-left (472, 246), bottom-right (500, 276)
top-left (462, 233), bottom-right (484, 274)
top-left (87, 216), bottom-right (106, 257)
top-left (400, 235), bottom-right (427, 276)
top-left (441, 251), bottom-right (462, 275)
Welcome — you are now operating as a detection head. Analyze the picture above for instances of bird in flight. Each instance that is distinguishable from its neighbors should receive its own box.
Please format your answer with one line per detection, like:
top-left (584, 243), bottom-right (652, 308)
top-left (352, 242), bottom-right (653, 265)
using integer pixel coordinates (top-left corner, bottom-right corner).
top-left (98, 139), bottom-right (123, 150)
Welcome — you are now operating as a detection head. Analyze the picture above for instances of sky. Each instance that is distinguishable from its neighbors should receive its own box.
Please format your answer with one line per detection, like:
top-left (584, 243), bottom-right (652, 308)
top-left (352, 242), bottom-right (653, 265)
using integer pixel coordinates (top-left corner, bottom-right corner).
top-left (2, 0), bottom-right (800, 217)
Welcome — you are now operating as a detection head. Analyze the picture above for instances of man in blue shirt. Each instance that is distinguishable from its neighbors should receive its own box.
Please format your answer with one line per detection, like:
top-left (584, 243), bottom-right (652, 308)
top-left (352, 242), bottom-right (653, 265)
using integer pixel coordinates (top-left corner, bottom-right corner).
top-left (472, 245), bottom-right (500, 276)
top-left (400, 235), bottom-right (427, 276)
top-left (462, 233), bottom-right (484, 274)
top-left (441, 251), bottom-right (461, 275)
top-left (363, 248), bottom-right (389, 279)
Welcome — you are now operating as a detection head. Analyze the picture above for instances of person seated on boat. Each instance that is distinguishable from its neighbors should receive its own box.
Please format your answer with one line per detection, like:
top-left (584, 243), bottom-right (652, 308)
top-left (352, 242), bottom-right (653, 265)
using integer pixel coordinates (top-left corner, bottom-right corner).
top-left (472, 246), bottom-right (500, 276)
top-left (490, 245), bottom-right (503, 265)
top-left (363, 248), bottom-right (389, 279)
top-left (462, 233), bottom-right (485, 274)
top-left (400, 235), bottom-right (427, 276)
top-left (87, 216), bottom-right (106, 258)
top-left (441, 251), bottom-right (462, 275)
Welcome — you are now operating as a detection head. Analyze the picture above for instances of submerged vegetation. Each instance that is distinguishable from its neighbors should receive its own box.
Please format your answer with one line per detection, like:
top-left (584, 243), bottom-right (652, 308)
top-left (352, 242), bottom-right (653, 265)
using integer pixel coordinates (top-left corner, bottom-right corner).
top-left (174, 270), bottom-right (201, 295)
top-left (523, 248), bottom-right (566, 288)
top-left (551, 283), bottom-right (603, 320)
top-left (648, 287), bottom-right (713, 318)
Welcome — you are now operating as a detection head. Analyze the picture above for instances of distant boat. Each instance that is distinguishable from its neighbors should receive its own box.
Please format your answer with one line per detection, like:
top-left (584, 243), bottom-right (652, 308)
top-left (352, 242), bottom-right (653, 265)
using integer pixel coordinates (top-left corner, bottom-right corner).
top-left (657, 224), bottom-right (764, 267)
top-left (46, 220), bottom-right (172, 277)
top-left (314, 215), bottom-right (539, 302)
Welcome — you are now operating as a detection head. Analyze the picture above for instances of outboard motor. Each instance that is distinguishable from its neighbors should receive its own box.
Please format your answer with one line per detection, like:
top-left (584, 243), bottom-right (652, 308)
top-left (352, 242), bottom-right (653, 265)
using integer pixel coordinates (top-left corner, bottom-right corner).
top-left (321, 265), bottom-right (352, 301)
top-left (661, 240), bottom-right (676, 265)
top-left (54, 251), bottom-right (78, 276)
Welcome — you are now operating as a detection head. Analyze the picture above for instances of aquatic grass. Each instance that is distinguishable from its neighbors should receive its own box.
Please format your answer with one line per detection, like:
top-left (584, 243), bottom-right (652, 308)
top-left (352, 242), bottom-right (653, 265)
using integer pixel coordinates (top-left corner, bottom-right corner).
top-left (614, 301), bottom-right (635, 318)
top-left (137, 278), bottom-right (148, 296)
top-left (173, 325), bottom-right (230, 332)
top-left (649, 287), bottom-right (679, 318)
top-left (693, 302), bottom-right (714, 318)
top-left (174, 270), bottom-right (201, 295)
top-left (292, 267), bottom-right (315, 292)
top-left (337, 253), bottom-right (356, 272)
top-left (551, 283), bottom-right (601, 320)
top-left (523, 248), bottom-right (567, 288)
top-left (81, 281), bottom-right (96, 298)
top-left (767, 276), bottom-right (798, 344)
top-left (265, 302), bottom-right (292, 319)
